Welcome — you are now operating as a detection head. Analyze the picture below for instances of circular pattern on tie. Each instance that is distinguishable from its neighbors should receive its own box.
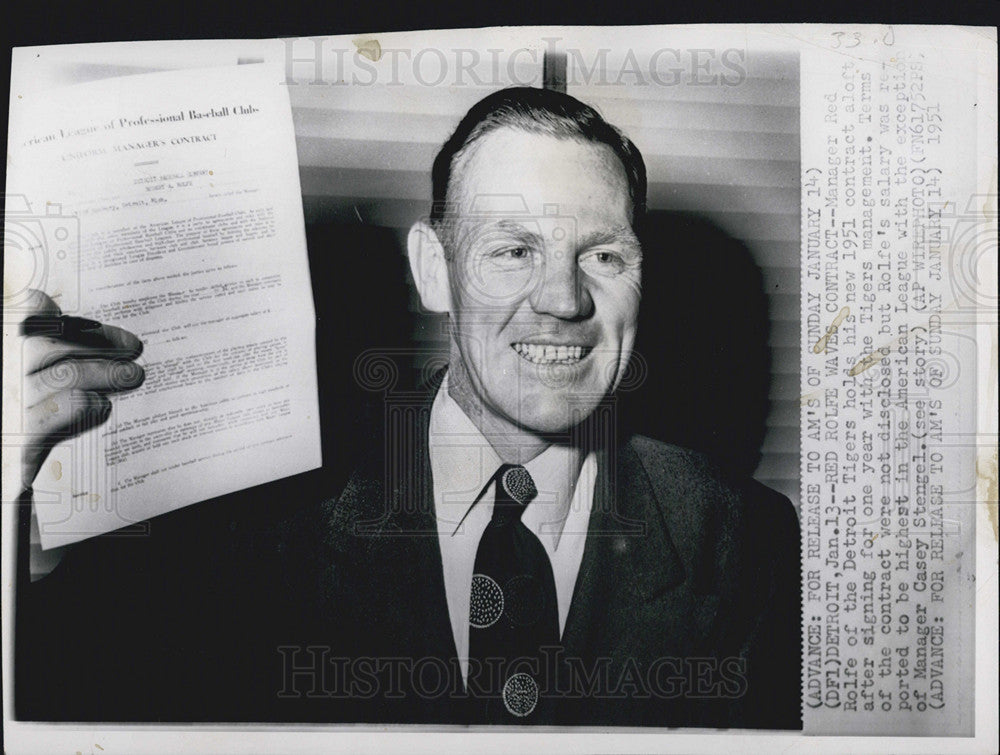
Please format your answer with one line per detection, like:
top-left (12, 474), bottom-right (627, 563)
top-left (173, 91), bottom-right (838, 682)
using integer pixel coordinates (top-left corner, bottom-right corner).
top-left (501, 466), bottom-right (537, 505)
top-left (503, 573), bottom-right (546, 627)
top-left (502, 672), bottom-right (539, 717)
top-left (469, 573), bottom-right (504, 629)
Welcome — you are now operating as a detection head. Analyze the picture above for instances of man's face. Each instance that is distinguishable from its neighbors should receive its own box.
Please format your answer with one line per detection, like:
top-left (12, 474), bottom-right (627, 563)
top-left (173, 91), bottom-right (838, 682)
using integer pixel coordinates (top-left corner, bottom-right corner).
top-left (443, 127), bottom-right (642, 437)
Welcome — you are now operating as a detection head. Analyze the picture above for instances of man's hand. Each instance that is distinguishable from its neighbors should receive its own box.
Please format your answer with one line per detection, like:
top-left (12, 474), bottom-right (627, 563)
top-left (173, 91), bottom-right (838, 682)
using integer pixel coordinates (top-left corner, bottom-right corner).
top-left (20, 289), bottom-right (146, 489)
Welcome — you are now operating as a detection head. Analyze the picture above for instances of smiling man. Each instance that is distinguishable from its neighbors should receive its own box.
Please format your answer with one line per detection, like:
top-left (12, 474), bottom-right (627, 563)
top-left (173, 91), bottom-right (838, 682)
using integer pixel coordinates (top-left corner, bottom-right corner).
top-left (16, 87), bottom-right (800, 728)
top-left (407, 91), bottom-right (648, 719)
top-left (300, 87), bottom-right (801, 727)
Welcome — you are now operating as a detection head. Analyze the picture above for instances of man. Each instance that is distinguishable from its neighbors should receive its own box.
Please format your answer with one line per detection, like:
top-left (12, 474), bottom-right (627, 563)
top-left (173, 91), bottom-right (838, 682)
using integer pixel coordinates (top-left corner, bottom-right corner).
top-left (16, 87), bottom-right (800, 727)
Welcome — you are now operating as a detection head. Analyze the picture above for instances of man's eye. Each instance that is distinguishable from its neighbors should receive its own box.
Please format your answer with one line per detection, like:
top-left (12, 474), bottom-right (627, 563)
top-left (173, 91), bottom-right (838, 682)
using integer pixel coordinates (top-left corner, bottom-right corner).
top-left (488, 246), bottom-right (533, 265)
top-left (580, 249), bottom-right (627, 275)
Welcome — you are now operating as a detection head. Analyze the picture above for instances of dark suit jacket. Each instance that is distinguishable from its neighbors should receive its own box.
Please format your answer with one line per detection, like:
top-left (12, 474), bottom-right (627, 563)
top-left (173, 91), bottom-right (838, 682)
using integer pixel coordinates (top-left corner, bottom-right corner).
top-left (15, 382), bottom-right (800, 728)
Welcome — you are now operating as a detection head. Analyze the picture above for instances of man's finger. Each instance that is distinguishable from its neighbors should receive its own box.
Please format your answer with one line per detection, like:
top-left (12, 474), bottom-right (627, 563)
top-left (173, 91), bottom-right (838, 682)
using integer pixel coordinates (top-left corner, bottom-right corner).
top-left (22, 326), bottom-right (144, 375)
top-left (21, 314), bottom-right (104, 340)
top-left (26, 359), bottom-right (146, 405)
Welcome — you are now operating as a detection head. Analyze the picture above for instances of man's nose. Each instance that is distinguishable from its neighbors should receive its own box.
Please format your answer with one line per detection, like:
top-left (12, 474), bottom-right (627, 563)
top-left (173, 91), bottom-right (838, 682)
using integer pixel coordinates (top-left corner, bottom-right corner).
top-left (528, 253), bottom-right (593, 319)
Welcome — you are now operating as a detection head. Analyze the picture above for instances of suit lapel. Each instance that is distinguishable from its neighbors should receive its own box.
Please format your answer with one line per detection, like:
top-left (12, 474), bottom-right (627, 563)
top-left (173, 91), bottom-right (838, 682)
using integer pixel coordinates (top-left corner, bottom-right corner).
top-left (562, 438), bottom-right (721, 663)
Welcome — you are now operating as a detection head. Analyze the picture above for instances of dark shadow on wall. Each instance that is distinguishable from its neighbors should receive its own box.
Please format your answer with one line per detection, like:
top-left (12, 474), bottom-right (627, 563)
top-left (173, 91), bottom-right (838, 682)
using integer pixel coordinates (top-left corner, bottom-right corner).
top-left (620, 211), bottom-right (772, 478)
top-left (305, 222), bottom-right (416, 486)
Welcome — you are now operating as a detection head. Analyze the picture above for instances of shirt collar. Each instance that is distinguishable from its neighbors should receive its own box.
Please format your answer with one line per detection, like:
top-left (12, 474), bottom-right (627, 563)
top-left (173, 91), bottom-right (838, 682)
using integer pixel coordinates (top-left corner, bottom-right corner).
top-left (428, 373), bottom-right (585, 550)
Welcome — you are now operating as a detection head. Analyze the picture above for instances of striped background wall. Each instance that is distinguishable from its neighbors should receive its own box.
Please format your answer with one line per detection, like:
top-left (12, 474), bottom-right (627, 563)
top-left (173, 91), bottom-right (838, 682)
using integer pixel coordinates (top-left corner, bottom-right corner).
top-left (289, 46), bottom-right (801, 509)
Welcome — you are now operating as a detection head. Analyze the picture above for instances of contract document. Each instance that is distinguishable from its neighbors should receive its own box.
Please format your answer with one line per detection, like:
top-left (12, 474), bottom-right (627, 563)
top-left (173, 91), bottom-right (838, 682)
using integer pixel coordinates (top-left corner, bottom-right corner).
top-left (6, 62), bottom-right (321, 549)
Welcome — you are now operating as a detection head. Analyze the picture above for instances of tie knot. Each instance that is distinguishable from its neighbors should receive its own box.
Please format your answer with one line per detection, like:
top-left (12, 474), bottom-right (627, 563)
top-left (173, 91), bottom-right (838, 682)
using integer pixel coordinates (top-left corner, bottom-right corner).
top-left (499, 465), bottom-right (537, 505)
top-left (481, 465), bottom-right (535, 527)
top-left (489, 465), bottom-right (536, 526)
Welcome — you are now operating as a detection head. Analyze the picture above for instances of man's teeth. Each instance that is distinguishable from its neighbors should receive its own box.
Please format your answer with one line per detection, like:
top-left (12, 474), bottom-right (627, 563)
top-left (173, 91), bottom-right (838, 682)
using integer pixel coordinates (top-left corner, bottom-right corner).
top-left (512, 343), bottom-right (587, 364)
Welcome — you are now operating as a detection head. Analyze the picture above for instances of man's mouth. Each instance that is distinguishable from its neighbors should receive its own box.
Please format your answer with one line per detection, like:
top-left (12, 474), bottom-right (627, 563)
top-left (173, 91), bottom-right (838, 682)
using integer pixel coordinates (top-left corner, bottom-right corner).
top-left (511, 342), bottom-right (592, 365)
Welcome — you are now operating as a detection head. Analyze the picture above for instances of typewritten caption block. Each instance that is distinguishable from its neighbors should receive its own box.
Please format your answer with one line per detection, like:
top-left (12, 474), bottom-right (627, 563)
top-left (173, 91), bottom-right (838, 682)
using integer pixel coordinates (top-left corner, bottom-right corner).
top-left (801, 35), bottom-right (980, 736)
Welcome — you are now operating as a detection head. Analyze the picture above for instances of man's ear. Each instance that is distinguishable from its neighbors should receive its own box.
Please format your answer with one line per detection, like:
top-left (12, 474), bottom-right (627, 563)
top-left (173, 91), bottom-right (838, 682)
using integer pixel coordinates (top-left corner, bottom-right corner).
top-left (407, 220), bottom-right (452, 313)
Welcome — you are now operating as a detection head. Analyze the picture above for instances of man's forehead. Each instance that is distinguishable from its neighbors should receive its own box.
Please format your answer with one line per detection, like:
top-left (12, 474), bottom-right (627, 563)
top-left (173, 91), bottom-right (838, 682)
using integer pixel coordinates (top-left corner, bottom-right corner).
top-left (465, 194), bottom-right (535, 214)
top-left (450, 128), bottom-right (631, 212)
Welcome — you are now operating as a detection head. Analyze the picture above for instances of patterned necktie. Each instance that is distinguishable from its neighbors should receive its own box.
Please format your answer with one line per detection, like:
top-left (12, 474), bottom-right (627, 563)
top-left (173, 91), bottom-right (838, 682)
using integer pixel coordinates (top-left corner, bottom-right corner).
top-left (467, 464), bottom-right (559, 722)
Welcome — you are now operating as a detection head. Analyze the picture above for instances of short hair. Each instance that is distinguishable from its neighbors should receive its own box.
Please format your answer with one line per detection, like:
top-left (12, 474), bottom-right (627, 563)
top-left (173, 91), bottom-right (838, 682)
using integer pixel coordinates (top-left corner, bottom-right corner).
top-left (430, 87), bottom-right (647, 231)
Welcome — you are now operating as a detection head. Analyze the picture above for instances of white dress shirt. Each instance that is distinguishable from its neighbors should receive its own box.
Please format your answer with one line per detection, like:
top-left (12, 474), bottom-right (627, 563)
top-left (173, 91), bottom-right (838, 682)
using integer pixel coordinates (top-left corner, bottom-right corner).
top-left (428, 375), bottom-right (596, 685)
